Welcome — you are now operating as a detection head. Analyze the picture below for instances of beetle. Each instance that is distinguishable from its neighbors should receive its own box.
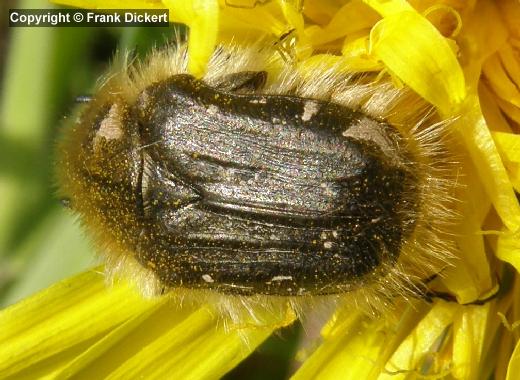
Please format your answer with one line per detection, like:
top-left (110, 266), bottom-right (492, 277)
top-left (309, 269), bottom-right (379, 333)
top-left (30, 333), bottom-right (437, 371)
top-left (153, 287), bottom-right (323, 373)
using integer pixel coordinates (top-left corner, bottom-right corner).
top-left (57, 44), bottom-right (452, 298)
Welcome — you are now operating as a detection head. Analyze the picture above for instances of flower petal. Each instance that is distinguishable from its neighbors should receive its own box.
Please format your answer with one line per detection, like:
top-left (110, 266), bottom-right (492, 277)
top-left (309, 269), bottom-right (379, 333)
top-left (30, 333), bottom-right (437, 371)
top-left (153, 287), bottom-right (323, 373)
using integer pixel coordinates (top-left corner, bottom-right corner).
top-left (305, 1), bottom-right (379, 47)
top-left (507, 336), bottom-right (520, 380)
top-left (441, 155), bottom-right (494, 303)
top-left (164, 0), bottom-right (219, 77)
top-left (366, 8), bottom-right (466, 115)
top-left (496, 231), bottom-right (520, 272)
top-left (363, 0), bottom-right (413, 16)
top-left (457, 97), bottom-right (520, 232)
top-left (302, 0), bottom-right (342, 26)
top-left (0, 269), bottom-right (160, 378)
top-left (451, 304), bottom-right (491, 379)
top-left (380, 301), bottom-right (457, 378)
top-left (293, 301), bottom-right (430, 379)
top-left (0, 267), bottom-right (296, 379)
top-left (77, 299), bottom-right (295, 379)
top-left (483, 54), bottom-right (520, 108)
top-left (493, 132), bottom-right (520, 163)
top-left (493, 131), bottom-right (520, 193)
top-left (102, 305), bottom-right (293, 380)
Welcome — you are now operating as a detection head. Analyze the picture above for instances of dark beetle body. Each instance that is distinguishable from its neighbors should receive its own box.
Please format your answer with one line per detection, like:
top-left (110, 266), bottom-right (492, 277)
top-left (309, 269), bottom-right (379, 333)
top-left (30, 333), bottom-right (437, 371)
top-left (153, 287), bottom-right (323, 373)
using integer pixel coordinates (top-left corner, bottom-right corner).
top-left (60, 72), bottom-right (419, 296)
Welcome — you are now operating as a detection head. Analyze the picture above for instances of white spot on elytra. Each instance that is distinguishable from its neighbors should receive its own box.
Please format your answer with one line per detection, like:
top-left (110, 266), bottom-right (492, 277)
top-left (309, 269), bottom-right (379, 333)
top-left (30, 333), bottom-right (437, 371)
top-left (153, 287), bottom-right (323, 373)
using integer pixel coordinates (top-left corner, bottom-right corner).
top-left (271, 275), bottom-right (293, 282)
top-left (323, 241), bottom-right (333, 249)
top-left (202, 274), bottom-right (214, 283)
top-left (250, 97), bottom-right (267, 104)
top-left (301, 101), bottom-right (319, 121)
top-left (206, 105), bottom-right (218, 115)
top-left (93, 103), bottom-right (123, 150)
top-left (320, 182), bottom-right (334, 196)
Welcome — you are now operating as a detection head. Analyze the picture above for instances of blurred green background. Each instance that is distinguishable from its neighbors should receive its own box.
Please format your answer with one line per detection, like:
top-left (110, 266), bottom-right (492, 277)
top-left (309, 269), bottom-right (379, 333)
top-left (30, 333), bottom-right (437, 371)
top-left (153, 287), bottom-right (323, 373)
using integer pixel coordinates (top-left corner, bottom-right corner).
top-left (0, 1), bottom-right (301, 378)
top-left (0, 0), bottom-right (176, 308)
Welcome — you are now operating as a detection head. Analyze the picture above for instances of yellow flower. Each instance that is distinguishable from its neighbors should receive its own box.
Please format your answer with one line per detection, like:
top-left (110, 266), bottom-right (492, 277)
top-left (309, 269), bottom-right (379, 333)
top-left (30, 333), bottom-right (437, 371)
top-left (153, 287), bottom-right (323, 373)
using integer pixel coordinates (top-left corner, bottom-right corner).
top-left (2, 0), bottom-right (520, 378)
